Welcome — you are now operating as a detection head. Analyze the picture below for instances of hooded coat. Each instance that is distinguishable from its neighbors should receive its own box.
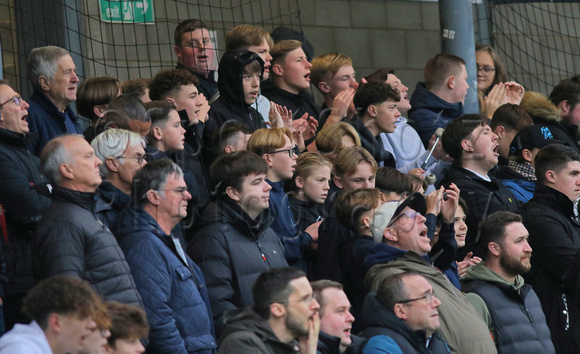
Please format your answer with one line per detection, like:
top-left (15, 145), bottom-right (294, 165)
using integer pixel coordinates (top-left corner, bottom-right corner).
top-left (261, 79), bottom-right (321, 120)
top-left (364, 248), bottom-right (497, 354)
top-left (112, 206), bottom-right (216, 354)
top-left (520, 184), bottom-right (580, 353)
top-left (187, 197), bottom-right (287, 335)
top-left (461, 263), bottom-right (555, 354)
top-left (408, 82), bottom-right (464, 148)
top-left (357, 293), bottom-right (450, 354)
top-left (218, 307), bottom-right (301, 354)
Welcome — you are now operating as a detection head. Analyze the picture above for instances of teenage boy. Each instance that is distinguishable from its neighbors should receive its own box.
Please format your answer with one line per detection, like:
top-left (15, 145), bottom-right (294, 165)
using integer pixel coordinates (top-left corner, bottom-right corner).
top-left (226, 24), bottom-right (274, 120)
top-left (104, 301), bottom-right (149, 354)
top-left (262, 40), bottom-right (321, 121)
top-left (188, 151), bottom-right (288, 335)
top-left (439, 115), bottom-right (521, 259)
top-left (149, 68), bottom-right (211, 202)
top-left (247, 128), bottom-right (321, 270)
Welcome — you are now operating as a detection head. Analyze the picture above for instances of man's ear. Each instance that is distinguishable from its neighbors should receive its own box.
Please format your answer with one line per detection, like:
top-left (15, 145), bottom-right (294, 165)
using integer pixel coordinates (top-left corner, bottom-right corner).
top-left (105, 157), bottom-right (119, 173)
top-left (152, 125), bottom-right (163, 141)
top-left (270, 302), bottom-right (286, 319)
top-left (383, 227), bottom-right (398, 243)
top-left (333, 176), bottom-right (343, 190)
top-left (557, 100), bottom-right (570, 116)
top-left (318, 82), bottom-right (331, 94)
top-left (59, 163), bottom-right (74, 180)
top-left (146, 189), bottom-right (160, 205)
top-left (447, 75), bottom-right (456, 90)
top-left (394, 303), bottom-right (407, 320)
top-left (461, 139), bottom-right (473, 152)
top-left (272, 63), bottom-right (284, 77)
top-left (225, 186), bottom-right (240, 202)
top-left (48, 313), bottom-right (62, 333)
top-left (174, 45), bottom-right (182, 60)
top-left (224, 145), bottom-right (234, 154)
top-left (522, 148), bottom-right (533, 163)
top-left (545, 170), bottom-right (556, 184)
top-left (495, 125), bottom-right (506, 139)
top-left (488, 241), bottom-right (501, 257)
top-left (39, 76), bottom-right (51, 92)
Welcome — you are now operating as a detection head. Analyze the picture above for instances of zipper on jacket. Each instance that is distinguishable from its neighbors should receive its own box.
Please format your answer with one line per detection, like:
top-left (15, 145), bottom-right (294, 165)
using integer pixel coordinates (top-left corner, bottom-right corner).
top-left (562, 294), bottom-right (570, 330)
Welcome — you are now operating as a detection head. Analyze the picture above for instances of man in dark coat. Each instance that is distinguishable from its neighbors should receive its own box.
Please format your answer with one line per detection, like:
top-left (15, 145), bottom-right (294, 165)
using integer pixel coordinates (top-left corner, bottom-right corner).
top-left (26, 46), bottom-right (82, 156)
top-left (438, 115), bottom-right (521, 259)
top-left (0, 82), bottom-right (52, 331)
top-left (520, 144), bottom-right (580, 353)
top-left (218, 267), bottom-right (320, 354)
top-left (112, 159), bottom-right (216, 354)
top-left (187, 151), bottom-right (287, 335)
top-left (357, 272), bottom-right (450, 353)
top-left (461, 211), bottom-right (555, 354)
top-left (32, 135), bottom-right (142, 309)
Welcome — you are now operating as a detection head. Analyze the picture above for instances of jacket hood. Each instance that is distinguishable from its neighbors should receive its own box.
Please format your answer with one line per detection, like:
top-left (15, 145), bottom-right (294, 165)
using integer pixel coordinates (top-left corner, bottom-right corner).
top-left (193, 196), bottom-right (273, 236)
top-left (218, 50), bottom-right (265, 108)
top-left (520, 91), bottom-right (562, 124)
top-left (409, 82), bottom-right (463, 117)
top-left (462, 262), bottom-right (525, 290)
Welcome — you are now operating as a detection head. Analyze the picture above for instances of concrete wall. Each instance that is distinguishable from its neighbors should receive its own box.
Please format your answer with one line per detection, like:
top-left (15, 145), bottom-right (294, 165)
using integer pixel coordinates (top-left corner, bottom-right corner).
top-left (79, 0), bottom-right (442, 102)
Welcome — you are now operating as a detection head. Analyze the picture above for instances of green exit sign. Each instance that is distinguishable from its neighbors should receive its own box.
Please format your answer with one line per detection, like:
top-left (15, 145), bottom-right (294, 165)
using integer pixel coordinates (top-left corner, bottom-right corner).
top-left (99, 0), bottom-right (155, 24)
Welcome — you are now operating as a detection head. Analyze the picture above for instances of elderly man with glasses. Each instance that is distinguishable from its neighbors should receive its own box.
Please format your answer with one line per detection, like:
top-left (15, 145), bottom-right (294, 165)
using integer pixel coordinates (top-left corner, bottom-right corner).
top-left (364, 192), bottom-right (497, 354)
top-left (111, 158), bottom-right (216, 353)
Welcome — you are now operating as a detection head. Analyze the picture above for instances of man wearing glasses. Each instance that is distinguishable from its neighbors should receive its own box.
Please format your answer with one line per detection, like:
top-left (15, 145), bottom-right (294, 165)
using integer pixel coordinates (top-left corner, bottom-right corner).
top-left (358, 272), bottom-right (450, 353)
top-left (91, 128), bottom-right (147, 228)
top-left (112, 159), bottom-right (216, 353)
top-left (365, 192), bottom-right (497, 353)
top-left (461, 211), bottom-right (555, 353)
top-left (173, 19), bottom-right (219, 101)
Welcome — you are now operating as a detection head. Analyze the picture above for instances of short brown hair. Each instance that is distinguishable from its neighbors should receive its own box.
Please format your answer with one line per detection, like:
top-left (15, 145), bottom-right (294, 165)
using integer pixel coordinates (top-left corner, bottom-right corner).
top-left (77, 76), bottom-right (122, 122)
top-left (333, 146), bottom-right (378, 179)
top-left (149, 69), bottom-right (199, 101)
top-left (106, 301), bottom-right (149, 347)
top-left (226, 24), bottom-right (274, 51)
top-left (311, 280), bottom-right (343, 316)
top-left (311, 52), bottom-right (353, 90)
top-left (270, 39), bottom-right (303, 67)
top-left (123, 78), bottom-right (152, 100)
top-left (174, 18), bottom-right (207, 46)
top-left (246, 127), bottom-right (293, 157)
top-left (335, 188), bottom-right (381, 233)
top-left (22, 276), bottom-right (107, 330)
top-left (490, 104), bottom-right (533, 132)
top-left (424, 53), bottom-right (466, 91)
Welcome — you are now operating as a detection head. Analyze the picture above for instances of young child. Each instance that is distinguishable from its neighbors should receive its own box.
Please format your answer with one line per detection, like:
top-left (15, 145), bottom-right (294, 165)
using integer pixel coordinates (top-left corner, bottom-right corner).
top-left (335, 188), bottom-right (381, 314)
top-left (104, 301), bottom-right (149, 354)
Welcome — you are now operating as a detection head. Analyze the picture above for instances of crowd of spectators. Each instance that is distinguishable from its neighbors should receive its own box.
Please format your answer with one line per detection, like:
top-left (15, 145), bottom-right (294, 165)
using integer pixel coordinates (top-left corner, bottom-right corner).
top-left (1, 17), bottom-right (579, 354)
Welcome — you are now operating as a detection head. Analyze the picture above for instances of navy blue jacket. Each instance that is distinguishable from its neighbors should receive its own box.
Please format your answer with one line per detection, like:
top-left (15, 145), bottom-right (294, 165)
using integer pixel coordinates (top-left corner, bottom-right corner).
top-left (95, 181), bottom-right (130, 229)
top-left (27, 91), bottom-right (81, 156)
top-left (113, 207), bottom-right (216, 354)
top-left (266, 180), bottom-right (312, 270)
top-left (408, 82), bottom-right (463, 147)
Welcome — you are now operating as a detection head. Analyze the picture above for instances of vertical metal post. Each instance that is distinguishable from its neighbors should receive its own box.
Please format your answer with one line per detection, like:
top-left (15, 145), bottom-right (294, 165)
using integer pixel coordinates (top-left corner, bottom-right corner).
top-left (439, 0), bottom-right (479, 114)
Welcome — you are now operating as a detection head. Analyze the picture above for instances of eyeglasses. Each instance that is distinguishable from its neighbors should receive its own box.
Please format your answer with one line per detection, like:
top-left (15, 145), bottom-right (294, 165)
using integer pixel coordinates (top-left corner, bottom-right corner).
top-left (0, 96), bottom-right (22, 108)
top-left (269, 146), bottom-right (299, 158)
top-left (476, 65), bottom-right (495, 76)
top-left (157, 187), bottom-right (189, 196)
top-left (399, 290), bottom-right (436, 305)
top-left (277, 294), bottom-right (315, 305)
top-left (116, 155), bottom-right (145, 164)
top-left (388, 210), bottom-right (422, 228)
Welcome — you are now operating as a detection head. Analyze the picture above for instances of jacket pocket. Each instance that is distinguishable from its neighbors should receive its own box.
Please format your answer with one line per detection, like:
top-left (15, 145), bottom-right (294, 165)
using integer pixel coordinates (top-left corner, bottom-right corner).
top-left (175, 266), bottom-right (193, 281)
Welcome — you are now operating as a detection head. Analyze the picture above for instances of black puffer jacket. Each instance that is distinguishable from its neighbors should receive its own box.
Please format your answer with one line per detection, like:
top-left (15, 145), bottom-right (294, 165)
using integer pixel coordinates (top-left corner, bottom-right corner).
top-left (187, 197), bottom-right (287, 335)
top-left (521, 184), bottom-right (580, 353)
top-left (0, 129), bottom-right (51, 295)
top-left (32, 186), bottom-right (142, 308)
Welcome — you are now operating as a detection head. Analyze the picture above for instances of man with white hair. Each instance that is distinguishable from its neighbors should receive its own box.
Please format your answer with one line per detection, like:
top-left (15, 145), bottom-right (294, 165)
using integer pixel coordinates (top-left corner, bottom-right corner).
top-left (91, 129), bottom-right (147, 227)
top-left (26, 46), bottom-right (82, 156)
